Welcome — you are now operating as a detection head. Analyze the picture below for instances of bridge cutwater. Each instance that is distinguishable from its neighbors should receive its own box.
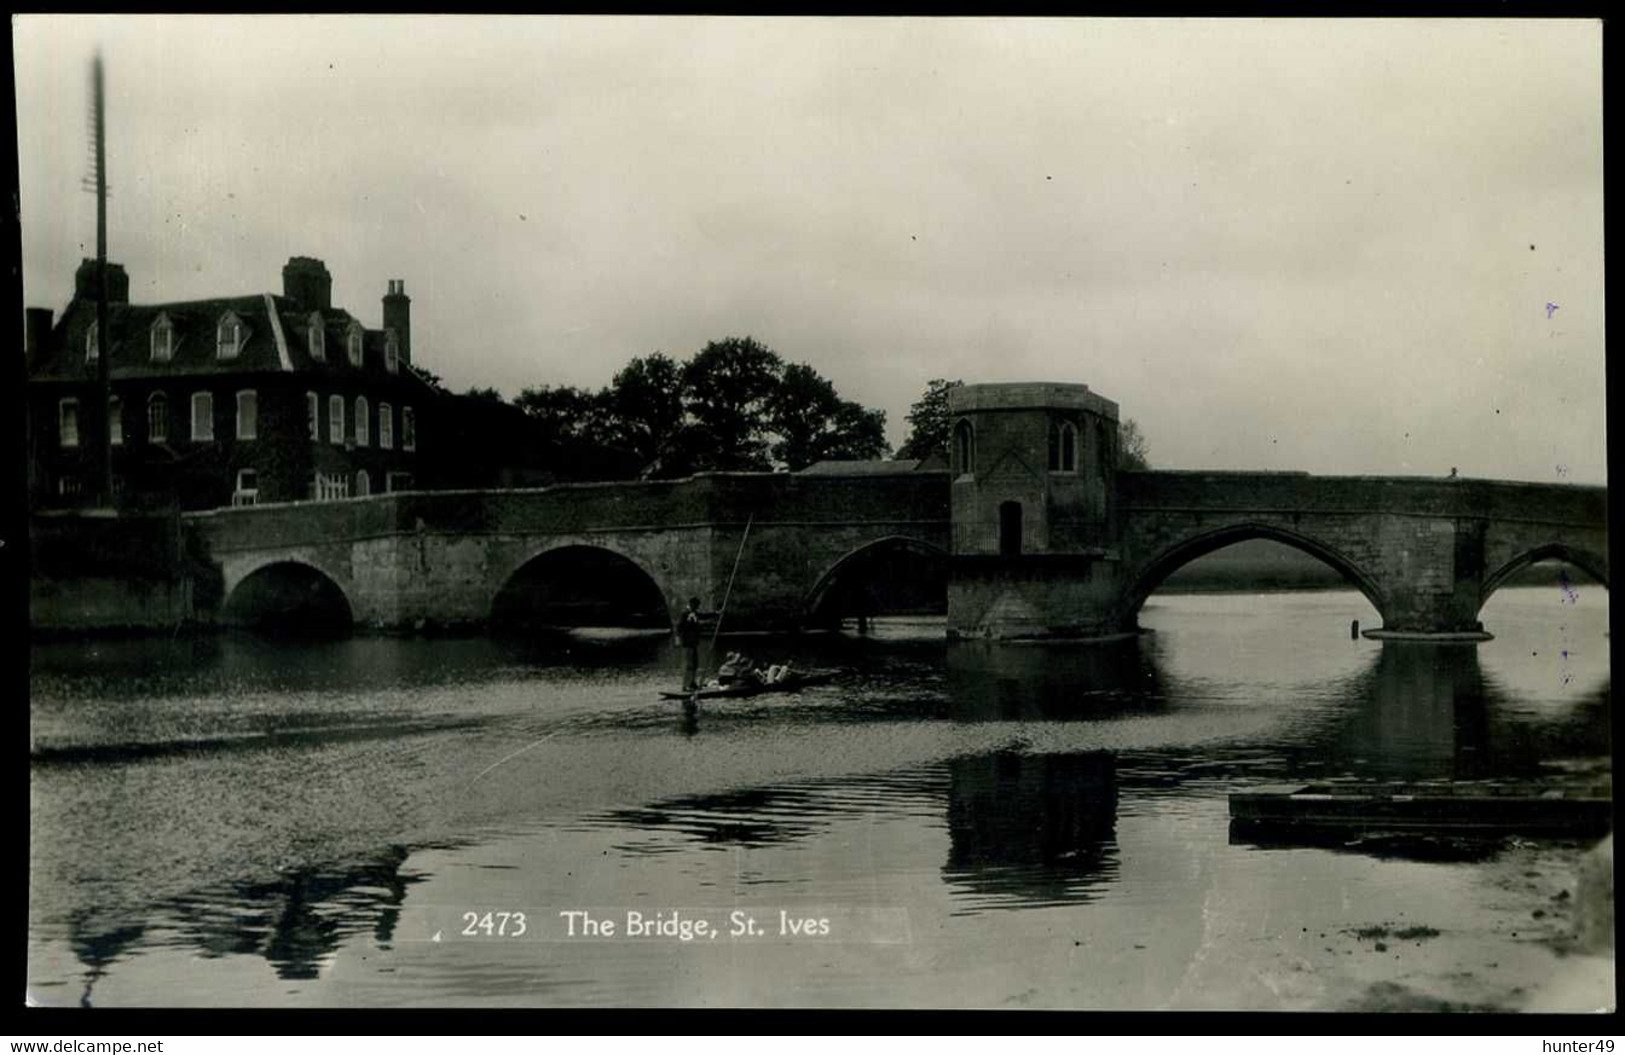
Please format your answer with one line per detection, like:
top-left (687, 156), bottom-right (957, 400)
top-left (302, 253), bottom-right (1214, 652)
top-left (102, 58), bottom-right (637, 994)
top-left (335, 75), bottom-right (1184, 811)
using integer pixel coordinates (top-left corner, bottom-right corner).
top-left (38, 383), bottom-right (1608, 642)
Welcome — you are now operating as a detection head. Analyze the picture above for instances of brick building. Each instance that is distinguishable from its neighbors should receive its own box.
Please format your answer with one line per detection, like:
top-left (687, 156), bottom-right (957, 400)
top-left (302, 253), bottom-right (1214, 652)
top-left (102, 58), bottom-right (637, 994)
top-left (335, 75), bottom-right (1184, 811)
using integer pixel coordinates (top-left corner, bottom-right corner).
top-left (26, 256), bottom-right (429, 510)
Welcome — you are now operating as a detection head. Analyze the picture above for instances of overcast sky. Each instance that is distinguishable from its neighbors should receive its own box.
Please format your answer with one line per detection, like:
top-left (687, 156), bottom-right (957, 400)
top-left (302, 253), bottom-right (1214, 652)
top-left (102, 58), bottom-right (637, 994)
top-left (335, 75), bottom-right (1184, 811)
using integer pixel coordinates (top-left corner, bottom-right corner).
top-left (13, 16), bottom-right (1605, 483)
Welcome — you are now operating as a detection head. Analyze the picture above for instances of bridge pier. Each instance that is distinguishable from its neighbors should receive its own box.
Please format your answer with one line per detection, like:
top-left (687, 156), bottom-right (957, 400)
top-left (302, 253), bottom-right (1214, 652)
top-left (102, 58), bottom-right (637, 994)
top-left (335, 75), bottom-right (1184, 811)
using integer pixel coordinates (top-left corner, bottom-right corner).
top-left (947, 555), bottom-right (1132, 641)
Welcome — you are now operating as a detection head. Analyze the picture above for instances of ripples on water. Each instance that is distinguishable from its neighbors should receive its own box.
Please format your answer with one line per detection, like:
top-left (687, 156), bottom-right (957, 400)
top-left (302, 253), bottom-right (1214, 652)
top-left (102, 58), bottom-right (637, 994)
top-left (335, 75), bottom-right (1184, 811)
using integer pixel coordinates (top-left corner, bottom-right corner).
top-left (28, 589), bottom-right (1610, 1008)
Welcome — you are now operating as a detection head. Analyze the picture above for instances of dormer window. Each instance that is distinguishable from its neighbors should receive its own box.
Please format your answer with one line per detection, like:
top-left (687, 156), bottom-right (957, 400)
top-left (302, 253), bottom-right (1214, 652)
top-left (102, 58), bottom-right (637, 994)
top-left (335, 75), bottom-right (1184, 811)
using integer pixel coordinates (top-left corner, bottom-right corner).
top-left (217, 312), bottom-right (246, 360)
top-left (308, 313), bottom-right (326, 362)
top-left (385, 329), bottom-right (399, 373)
top-left (84, 322), bottom-right (99, 364)
top-left (151, 315), bottom-right (174, 362)
top-left (347, 323), bottom-right (364, 367)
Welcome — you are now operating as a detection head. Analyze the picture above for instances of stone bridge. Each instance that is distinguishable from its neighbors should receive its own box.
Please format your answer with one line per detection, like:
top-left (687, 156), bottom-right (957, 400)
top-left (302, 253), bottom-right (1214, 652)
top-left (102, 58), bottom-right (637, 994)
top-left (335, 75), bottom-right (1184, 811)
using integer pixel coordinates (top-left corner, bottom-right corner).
top-left (171, 379), bottom-right (1607, 641)
top-left (183, 464), bottom-right (1607, 640)
top-left (187, 470), bottom-right (951, 633)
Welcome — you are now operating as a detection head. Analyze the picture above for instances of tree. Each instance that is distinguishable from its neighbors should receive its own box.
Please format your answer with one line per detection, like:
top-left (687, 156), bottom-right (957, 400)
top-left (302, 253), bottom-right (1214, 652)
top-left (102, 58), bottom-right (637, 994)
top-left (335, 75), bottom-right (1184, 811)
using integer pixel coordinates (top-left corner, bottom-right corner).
top-left (768, 362), bottom-right (891, 470)
top-left (1119, 417), bottom-right (1150, 470)
top-left (513, 384), bottom-right (615, 446)
top-left (680, 336), bottom-right (785, 472)
top-left (464, 385), bottom-right (506, 403)
top-left (605, 353), bottom-right (685, 467)
top-left (895, 378), bottom-right (964, 461)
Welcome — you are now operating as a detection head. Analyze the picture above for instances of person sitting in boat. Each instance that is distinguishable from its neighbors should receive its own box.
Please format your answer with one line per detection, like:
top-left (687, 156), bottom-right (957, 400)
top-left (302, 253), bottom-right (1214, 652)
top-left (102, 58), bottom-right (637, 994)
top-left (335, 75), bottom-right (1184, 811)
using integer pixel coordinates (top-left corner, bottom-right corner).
top-left (715, 651), bottom-right (758, 686)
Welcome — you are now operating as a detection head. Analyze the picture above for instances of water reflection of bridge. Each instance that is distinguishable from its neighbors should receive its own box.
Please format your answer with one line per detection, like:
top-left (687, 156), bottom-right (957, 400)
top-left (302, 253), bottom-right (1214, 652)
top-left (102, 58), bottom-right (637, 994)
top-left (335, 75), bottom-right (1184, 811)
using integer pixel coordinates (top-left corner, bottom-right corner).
top-left (53, 628), bottom-right (1610, 993)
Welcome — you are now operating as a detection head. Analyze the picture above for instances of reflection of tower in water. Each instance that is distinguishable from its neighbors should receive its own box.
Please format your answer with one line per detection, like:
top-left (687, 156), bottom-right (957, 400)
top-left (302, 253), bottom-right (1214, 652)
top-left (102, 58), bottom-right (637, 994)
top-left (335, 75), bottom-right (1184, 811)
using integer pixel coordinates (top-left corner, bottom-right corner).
top-left (943, 750), bottom-right (1120, 910)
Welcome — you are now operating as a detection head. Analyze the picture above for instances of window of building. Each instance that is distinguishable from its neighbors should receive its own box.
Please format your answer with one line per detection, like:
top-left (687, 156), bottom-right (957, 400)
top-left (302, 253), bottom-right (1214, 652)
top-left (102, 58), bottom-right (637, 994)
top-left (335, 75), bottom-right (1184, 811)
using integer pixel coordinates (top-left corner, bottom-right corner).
top-left (378, 402), bottom-right (393, 449)
top-left (217, 313), bottom-right (245, 359)
top-left (1049, 420), bottom-right (1078, 473)
top-left (356, 469), bottom-right (371, 497)
top-left (109, 396), bottom-right (123, 445)
top-left (307, 392), bottom-right (319, 440)
top-left (953, 420), bottom-right (974, 477)
top-left (347, 323), bottom-right (364, 367)
top-left (191, 391), bottom-right (214, 441)
top-left (151, 315), bottom-right (174, 362)
top-left (386, 471), bottom-right (413, 493)
top-left (402, 405), bottom-right (416, 451)
top-left (233, 469), bottom-right (259, 507)
top-left (308, 313), bottom-right (326, 362)
top-left (59, 398), bottom-right (80, 448)
top-left (148, 392), bottom-right (169, 443)
top-left (385, 330), bottom-right (399, 373)
top-left (329, 394), bottom-right (344, 445)
top-left (355, 396), bottom-right (369, 447)
top-left (236, 390), bottom-right (258, 440)
top-left (84, 322), bottom-right (99, 363)
top-left (315, 472), bottom-right (351, 501)
top-left (58, 475), bottom-right (82, 497)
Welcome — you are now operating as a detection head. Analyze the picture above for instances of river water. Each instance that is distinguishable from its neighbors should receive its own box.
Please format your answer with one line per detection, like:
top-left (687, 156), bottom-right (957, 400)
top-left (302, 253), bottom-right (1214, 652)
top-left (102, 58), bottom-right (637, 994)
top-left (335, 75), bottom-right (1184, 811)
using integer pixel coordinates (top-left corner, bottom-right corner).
top-left (28, 587), bottom-right (1611, 1010)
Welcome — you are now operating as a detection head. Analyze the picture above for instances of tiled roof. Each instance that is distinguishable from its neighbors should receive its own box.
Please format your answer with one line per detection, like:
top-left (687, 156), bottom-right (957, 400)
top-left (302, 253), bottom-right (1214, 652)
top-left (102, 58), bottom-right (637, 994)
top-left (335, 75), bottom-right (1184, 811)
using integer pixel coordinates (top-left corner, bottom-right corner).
top-left (28, 292), bottom-right (421, 386)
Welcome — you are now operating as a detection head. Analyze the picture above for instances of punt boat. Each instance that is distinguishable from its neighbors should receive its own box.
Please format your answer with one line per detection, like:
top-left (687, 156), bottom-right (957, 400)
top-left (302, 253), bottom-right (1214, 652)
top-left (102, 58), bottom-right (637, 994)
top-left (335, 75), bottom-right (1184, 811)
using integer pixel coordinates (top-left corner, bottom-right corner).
top-left (658, 668), bottom-right (843, 701)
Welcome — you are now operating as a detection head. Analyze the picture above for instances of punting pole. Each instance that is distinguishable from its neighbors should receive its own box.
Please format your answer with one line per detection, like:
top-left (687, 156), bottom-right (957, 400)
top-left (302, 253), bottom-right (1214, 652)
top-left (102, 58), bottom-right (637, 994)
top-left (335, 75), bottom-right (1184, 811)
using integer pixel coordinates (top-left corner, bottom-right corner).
top-left (705, 513), bottom-right (755, 678)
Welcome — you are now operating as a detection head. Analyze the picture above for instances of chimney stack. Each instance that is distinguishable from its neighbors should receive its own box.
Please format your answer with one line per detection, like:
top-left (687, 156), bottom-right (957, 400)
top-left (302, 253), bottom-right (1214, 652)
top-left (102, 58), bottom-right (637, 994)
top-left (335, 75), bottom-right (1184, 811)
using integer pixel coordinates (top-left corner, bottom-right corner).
top-left (25, 308), bottom-right (54, 364)
top-left (73, 259), bottom-right (128, 303)
top-left (282, 256), bottom-right (333, 311)
top-left (382, 279), bottom-right (411, 365)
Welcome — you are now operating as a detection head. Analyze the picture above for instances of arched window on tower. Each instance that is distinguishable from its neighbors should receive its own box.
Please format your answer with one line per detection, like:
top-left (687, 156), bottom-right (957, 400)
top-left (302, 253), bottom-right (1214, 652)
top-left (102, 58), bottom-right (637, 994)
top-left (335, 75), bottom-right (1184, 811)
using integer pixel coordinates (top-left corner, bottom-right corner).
top-left (1049, 419), bottom-right (1078, 472)
top-left (954, 420), bottom-right (975, 477)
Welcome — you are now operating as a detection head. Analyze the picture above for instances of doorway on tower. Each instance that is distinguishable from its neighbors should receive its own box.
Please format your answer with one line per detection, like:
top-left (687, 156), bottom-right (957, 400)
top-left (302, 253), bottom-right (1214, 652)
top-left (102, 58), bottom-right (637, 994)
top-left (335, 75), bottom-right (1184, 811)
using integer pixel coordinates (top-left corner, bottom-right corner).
top-left (998, 501), bottom-right (1023, 557)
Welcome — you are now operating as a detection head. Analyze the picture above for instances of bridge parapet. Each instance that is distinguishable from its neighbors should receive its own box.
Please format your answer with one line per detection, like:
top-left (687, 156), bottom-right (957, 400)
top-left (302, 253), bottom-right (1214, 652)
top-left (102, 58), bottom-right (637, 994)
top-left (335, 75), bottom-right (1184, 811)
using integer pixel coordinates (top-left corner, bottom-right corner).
top-left (1120, 471), bottom-right (1607, 525)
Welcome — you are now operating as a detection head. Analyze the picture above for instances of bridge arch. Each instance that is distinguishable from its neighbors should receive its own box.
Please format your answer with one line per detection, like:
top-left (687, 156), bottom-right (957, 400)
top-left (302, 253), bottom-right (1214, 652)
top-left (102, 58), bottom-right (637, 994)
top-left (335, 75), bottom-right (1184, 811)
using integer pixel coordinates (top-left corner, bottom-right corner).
top-left (221, 559), bottom-right (355, 632)
top-left (1117, 522), bottom-right (1388, 625)
top-left (1480, 542), bottom-right (1610, 607)
top-left (490, 541), bottom-right (675, 630)
top-left (803, 535), bottom-right (950, 626)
